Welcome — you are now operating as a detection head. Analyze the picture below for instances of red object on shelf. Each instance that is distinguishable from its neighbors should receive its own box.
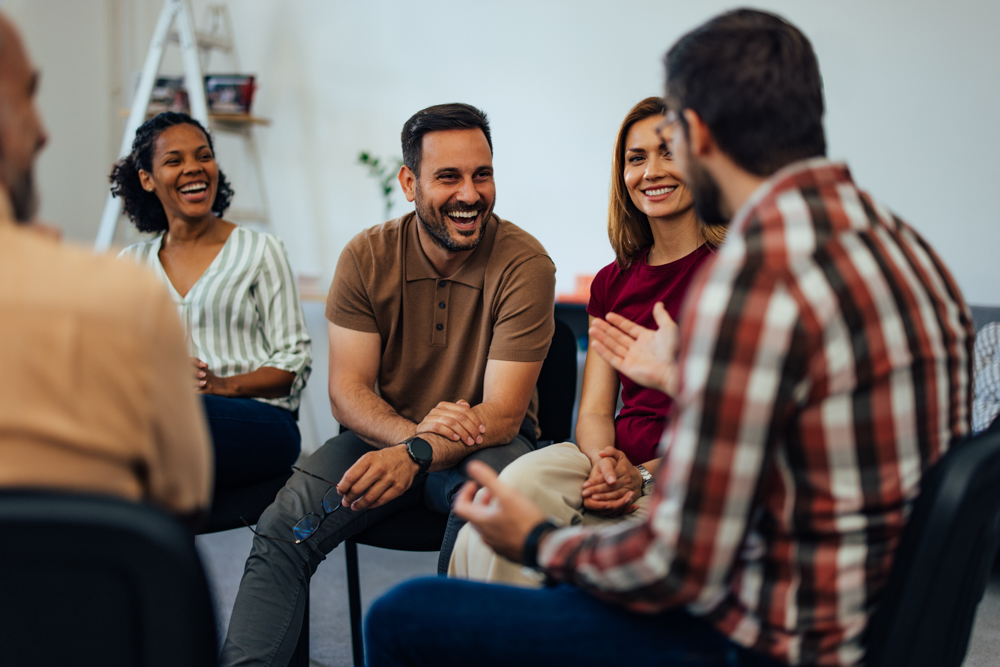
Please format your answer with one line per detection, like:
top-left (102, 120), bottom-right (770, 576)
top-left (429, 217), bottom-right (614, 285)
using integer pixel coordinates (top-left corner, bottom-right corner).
top-left (556, 274), bottom-right (595, 305)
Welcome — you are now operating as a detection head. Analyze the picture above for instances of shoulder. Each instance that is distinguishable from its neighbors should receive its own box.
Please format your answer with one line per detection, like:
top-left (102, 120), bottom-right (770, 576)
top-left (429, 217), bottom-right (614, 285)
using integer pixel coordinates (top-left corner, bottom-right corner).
top-left (341, 215), bottom-right (408, 265)
top-left (118, 235), bottom-right (162, 262)
top-left (490, 216), bottom-right (550, 260)
top-left (5, 228), bottom-right (171, 326)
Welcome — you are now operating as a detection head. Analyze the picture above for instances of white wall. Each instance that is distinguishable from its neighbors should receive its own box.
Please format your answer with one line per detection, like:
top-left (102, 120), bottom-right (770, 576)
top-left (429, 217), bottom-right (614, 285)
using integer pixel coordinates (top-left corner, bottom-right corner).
top-left (7, 0), bottom-right (1000, 306)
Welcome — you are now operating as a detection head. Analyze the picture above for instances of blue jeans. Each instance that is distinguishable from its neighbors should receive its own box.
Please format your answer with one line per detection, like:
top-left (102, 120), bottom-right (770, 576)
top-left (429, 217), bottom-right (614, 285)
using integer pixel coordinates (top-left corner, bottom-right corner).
top-left (202, 395), bottom-right (301, 493)
top-left (220, 430), bottom-right (534, 667)
top-left (366, 578), bottom-right (783, 667)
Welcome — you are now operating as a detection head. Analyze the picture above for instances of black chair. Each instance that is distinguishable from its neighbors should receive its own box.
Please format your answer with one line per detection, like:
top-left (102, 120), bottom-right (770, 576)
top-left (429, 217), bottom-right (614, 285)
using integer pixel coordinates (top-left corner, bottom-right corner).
top-left (865, 427), bottom-right (1000, 667)
top-left (0, 491), bottom-right (217, 667)
top-left (198, 470), bottom-right (293, 534)
top-left (343, 317), bottom-right (579, 666)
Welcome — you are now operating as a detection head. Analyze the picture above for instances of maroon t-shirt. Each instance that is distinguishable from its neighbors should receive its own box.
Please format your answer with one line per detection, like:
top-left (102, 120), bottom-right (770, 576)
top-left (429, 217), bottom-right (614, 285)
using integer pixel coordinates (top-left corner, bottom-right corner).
top-left (587, 243), bottom-right (713, 464)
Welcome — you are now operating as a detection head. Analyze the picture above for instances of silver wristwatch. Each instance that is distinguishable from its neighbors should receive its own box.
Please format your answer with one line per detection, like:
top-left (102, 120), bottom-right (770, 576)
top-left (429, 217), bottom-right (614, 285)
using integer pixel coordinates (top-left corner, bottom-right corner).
top-left (636, 464), bottom-right (655, 497)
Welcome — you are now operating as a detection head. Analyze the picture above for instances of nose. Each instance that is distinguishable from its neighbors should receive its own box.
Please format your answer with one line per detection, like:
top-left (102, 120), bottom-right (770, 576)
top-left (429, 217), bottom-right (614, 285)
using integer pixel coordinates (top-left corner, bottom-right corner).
top-left (455, 175), bottom-right (480, 205)
top-left (644, 153), bottom-right (669, 181)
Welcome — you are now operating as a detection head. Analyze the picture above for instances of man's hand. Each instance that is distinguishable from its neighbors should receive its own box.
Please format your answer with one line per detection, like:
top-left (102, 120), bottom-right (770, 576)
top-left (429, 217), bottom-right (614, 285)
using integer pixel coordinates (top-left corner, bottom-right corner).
top-left (416, 400), bottom-right (485, 446)
top-left (589, 301), bottom-right (680, 397)
top-left (452, 460), bottom-right (548, 563)
top-left (337, 444), bottom-right (419, 511)
top-left (581, 447), bottom-right (641, 517)
top-left (193, 357), bottom-right (232, 396)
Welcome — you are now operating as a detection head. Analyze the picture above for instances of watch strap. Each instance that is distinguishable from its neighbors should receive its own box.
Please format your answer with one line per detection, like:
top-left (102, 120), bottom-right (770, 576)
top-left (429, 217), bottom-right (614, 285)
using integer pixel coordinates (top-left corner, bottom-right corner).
top-left (522, 520), bottom-right (559, 569)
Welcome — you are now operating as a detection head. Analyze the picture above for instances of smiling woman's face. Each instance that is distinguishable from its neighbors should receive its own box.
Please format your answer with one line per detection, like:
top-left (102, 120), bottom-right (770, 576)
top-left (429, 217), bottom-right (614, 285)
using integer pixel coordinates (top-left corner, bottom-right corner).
top-left (622, 115), bottom-right (693, 222)
top-left (140, 123), bottom-right (219, 223)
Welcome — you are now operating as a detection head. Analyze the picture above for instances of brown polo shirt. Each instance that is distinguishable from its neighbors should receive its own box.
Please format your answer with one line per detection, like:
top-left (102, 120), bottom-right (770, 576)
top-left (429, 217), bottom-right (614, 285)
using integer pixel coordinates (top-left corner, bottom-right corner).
top-left (326, 212), bottom-right (555, 429)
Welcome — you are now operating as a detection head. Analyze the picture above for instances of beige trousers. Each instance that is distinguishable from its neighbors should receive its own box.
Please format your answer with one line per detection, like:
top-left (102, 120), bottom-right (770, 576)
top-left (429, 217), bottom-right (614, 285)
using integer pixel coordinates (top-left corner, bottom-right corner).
top-left (448, 441), bottom-right (651, 587)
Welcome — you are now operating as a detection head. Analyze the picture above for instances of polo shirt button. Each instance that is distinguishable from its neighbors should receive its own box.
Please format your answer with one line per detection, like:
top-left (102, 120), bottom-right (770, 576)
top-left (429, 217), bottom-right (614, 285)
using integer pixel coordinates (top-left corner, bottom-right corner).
top-left (438, 301), bottom-right (446, 309)
top-left (439, 280), bottom-right (447, 287)
top-left (436, 323), bottom-right (443, 330)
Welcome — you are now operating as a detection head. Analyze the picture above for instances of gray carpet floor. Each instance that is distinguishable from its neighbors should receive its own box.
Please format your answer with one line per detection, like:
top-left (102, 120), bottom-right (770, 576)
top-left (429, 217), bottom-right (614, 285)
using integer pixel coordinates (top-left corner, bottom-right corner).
top-left (197, 528), bottom-right (1000, 667)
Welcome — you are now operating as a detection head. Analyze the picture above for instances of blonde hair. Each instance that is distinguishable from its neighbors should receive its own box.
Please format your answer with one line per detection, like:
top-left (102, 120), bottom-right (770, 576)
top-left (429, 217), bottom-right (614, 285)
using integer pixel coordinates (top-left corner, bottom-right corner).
top-left (607, 97), bottom-right (726, 268)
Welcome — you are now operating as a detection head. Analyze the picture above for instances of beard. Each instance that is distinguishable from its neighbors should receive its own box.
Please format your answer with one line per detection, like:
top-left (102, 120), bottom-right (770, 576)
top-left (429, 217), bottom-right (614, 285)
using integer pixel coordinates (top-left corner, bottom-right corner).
top-left (685, 153), bottom-right (728, 228)
top-left (414, 186), bottom-right (490, 253)
top-left (9, 166), bottom-right (38, 223)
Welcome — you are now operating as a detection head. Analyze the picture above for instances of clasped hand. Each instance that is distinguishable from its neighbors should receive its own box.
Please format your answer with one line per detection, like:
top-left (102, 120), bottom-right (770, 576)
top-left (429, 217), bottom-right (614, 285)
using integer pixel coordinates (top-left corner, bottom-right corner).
top-left (416, 399), bottom-right (485, 446)
top-left (582, 447), bottom-right (642, 516)
top-left (193, 357), bottom-right (231, 395)
top-left (589, 301), bottom-right (680, 397)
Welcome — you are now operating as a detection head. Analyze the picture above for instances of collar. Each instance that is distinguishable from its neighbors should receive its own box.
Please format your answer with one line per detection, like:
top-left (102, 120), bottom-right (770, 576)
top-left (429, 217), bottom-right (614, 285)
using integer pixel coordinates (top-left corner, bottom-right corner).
top-left (728, 157), bottom-right (853, 235)
top-left (404, 212), bottom-right (498, 290)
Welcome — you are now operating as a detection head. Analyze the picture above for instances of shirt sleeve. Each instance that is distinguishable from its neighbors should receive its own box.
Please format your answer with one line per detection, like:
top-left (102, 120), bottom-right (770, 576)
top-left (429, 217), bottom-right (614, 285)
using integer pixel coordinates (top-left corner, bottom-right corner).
top-left (255, 235), bottom-right (313, 396)
top-left (144, 282), bottom-right (213, 515)
top-left (326, 240), bottom-right (380, 333)
top-left (973, 322), bottom-right (1000, 432)
top-left (488, 254), bottom-right (556, 362)
top-left (586, 262), bottom-right (613, 320)
top-left (539, 273), bottom-right (806, 613)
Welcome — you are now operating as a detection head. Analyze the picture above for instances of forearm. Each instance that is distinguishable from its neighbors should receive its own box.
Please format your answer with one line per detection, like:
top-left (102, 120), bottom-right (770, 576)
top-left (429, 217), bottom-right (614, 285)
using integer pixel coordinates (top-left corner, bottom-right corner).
top-left (420, 401), bottom-right (526, 471)
top-left (330, 383), bottom-right (417, 449)
top-left (217, 366), bottom-right (295, 399)
top-left (575, 412), bottom-right (617, 461)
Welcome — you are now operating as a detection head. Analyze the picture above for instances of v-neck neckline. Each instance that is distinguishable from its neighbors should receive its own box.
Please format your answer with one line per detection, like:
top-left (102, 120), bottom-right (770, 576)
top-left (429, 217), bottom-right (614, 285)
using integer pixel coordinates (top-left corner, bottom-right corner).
top-left (155, 225), bottom-right (239, 302)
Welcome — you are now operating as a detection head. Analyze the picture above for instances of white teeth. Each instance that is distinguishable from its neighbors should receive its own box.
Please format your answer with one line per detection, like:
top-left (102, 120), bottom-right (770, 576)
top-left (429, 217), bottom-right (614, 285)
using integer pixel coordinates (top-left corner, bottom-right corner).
top-left (449, 211), bottom-right (477, 218)
top-left (180, 183), bottom-right (207, 193)
top-left (644, 186), bottom-right (676, 196)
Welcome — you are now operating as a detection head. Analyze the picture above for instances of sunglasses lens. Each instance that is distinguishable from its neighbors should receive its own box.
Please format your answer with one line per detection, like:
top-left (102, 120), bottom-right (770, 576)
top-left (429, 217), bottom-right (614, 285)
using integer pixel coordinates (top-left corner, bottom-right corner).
top-left (321, 487), bottom-right (341, 515)
top-left (293, 514), bottom-right (320, 541)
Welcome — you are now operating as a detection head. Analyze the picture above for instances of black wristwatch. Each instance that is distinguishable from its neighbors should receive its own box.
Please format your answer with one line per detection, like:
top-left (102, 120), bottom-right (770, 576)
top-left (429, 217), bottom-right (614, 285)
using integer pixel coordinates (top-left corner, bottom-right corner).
top-left (405, 437), bottom-right (433, 475)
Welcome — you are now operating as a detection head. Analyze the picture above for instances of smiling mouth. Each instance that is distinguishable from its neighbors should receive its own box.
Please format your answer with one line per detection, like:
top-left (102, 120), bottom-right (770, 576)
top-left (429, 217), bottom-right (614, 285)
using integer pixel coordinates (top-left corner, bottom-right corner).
top-left (643, 186), bottom-right (677, 197)
top-left (446, 209), bottom-right (480, 232)
top-left (179, 182), bottom-right (209, 200)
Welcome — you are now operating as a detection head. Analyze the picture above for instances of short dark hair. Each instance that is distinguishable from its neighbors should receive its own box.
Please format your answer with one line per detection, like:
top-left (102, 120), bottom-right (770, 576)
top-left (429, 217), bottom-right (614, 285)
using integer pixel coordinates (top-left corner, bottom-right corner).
top-left (109, 112), bottom-right (234, 233)
top-left (400, 103), bottom-right (492, 177)
top-left (664, 8), bottom-right (826, 176)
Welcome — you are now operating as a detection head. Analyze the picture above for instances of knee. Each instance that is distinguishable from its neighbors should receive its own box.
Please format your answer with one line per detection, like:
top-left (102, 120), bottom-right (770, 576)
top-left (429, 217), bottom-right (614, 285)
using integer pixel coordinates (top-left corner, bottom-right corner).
top-left (496, 449), bottom-right (553, 497)
top-left (366, 579), bottom-right (441, 663)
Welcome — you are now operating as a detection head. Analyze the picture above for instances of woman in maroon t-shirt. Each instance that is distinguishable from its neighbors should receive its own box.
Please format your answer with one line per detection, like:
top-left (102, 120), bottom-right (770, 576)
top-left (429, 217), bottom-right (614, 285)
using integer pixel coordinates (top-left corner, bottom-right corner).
top-left (578, 97), bottom-right (726, 517)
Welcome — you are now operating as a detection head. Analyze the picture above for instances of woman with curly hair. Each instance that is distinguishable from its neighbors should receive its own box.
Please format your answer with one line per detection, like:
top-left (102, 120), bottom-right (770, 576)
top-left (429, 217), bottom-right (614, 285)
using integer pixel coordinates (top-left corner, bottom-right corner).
top-left (111, 112), bottom-right (311, 492)
top-left (450, 97), bottom-right (726, 584)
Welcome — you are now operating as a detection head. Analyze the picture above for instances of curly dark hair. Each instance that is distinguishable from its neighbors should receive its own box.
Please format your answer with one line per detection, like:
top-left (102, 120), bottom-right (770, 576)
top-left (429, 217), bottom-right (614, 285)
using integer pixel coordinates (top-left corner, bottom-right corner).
top-left (109, 112), bottom-right (235, 233)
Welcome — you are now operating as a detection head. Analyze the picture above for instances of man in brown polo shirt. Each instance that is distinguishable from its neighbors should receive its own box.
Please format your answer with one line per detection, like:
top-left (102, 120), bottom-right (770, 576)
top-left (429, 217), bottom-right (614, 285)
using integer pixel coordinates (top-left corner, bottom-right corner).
top-left (0, 12), bottom-right (211, 522)
top-left (222, 103), bottom-right (556, 666)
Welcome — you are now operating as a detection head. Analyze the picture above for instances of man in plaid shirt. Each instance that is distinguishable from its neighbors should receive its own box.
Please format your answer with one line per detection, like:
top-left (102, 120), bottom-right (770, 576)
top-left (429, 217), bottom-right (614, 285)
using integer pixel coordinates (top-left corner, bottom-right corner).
top-left (365, 9), bottom-right (973, 667)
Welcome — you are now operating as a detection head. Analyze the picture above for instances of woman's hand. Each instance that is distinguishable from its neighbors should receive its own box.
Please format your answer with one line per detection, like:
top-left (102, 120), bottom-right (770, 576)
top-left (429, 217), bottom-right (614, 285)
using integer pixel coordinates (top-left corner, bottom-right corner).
top-left (581, 447), bottom-right (642, 517)
top-left (589, 301), bottom-right (680, 397)
top-left (193, 357), bottom-right (234, 396)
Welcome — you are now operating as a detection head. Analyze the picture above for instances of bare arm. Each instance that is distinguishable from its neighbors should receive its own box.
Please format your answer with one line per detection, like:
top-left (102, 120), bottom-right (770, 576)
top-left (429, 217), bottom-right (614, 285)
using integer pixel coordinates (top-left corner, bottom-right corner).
top-left (421, 358), bottom-right (543, 472)
top-left (575, 317), bottom-right (621, 461)
top-left (327, 321), bottom-right (418, 448)
top-left (336, 357), bottom-right (543, 511)
top-left (195, 361), bottom-right (295, 399)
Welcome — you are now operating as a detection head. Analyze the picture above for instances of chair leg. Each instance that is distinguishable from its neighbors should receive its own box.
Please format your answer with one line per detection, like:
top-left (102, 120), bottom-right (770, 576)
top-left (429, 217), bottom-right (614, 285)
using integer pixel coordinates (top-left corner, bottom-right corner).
top-left (346, 539), bottom-right (364, 667)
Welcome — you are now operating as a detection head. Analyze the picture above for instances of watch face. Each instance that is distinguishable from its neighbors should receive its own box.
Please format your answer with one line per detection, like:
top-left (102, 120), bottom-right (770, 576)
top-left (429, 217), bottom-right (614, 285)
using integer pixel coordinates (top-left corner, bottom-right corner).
top-left (408, 437), bottom-right (433, 465)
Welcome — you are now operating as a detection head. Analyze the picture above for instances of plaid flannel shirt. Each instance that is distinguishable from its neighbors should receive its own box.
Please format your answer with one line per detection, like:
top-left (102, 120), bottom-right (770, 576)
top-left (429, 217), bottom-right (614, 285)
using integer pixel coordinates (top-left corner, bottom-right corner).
top-left (539, 159), bottom-right (973, 666)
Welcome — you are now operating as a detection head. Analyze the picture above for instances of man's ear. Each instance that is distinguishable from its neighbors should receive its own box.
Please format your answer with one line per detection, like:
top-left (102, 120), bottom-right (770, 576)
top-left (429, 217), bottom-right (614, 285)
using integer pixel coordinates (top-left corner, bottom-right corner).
top-left (398, 165), bottom-right (417, 203)
top-left (682, 109), bottom-right (714, 158)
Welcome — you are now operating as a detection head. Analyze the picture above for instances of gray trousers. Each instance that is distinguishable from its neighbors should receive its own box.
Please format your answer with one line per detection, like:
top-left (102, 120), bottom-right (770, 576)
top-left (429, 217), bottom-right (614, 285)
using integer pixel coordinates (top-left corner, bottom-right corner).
top-left (220, 430), bottom-right (534, 667)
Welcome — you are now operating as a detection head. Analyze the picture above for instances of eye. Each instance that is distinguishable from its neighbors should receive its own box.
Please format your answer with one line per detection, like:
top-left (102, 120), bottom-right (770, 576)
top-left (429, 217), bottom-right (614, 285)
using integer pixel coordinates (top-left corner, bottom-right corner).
top-left (474, 170), bottom-right (493, 180)
top-left (628, 154), bottom-right (645, 164)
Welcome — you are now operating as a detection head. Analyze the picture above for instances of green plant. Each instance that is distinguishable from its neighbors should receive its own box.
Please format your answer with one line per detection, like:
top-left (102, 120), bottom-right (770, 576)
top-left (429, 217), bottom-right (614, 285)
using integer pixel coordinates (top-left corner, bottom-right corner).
top-left (358, 152), bottom-right (404, 220)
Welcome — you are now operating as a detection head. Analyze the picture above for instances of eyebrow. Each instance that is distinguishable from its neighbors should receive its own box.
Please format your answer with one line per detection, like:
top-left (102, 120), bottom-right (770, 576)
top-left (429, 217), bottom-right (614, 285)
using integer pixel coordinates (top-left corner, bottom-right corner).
top-left (432, 165), bottom-right (492, 175)
top-left (160, 145), bottom-right (211, 157)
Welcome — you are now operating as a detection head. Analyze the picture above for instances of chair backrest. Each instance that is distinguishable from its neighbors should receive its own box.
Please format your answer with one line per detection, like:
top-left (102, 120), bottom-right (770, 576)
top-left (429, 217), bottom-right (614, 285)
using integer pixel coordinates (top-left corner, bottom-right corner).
top-left (535, 318), bottom-right (579, 444)
top-left (864, 428), bottom-right (1000, 667)
top-left (0, 491), bottom-right (218, 667)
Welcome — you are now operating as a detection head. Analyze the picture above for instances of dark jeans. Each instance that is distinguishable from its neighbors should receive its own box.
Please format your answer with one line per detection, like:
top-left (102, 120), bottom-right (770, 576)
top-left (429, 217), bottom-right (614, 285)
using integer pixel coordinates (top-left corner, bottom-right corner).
top-left (202, 395), bottom-right (301, 493)
top-left (220, 430), bottom-right (534, 667)
top-left (366, 578), bottom-right (783, 667)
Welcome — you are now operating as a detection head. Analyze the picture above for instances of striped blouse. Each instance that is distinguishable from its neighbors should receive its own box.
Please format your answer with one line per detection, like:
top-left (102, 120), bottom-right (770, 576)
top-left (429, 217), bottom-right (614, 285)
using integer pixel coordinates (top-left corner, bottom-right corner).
top-left (119, 226), bottom-right (311, 413)
top-left (540, 159), bottom-right (973, 666)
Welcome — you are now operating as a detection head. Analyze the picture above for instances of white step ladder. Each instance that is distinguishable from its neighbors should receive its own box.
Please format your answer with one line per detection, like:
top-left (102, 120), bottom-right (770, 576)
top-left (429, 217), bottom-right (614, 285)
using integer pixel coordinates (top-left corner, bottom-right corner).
top-left (95, 0), bottom-right (270, 251)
